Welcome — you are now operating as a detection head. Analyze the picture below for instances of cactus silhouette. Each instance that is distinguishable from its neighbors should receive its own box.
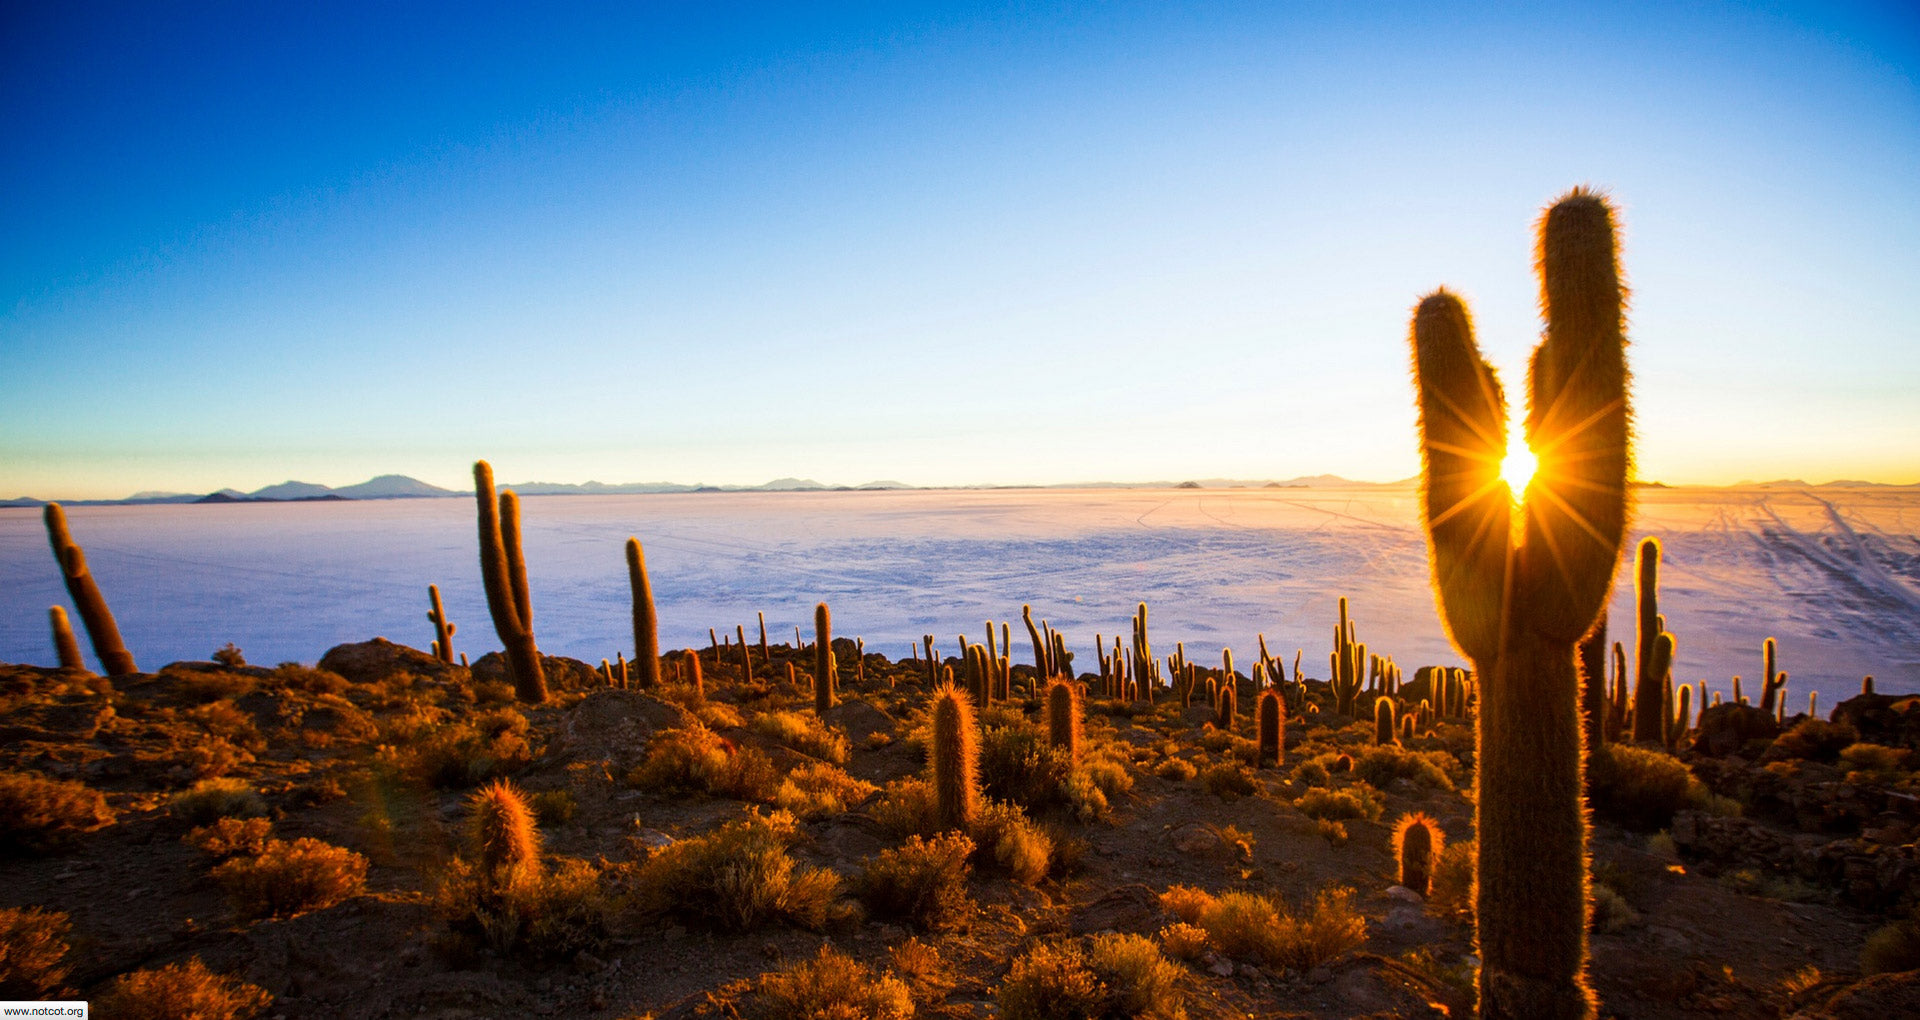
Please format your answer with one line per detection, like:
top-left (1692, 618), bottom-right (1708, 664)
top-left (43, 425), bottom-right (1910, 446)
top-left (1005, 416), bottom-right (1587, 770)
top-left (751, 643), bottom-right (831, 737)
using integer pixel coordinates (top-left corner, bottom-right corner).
top-left (1046, 679), bottom-right (1081, 763)
top-left (1374, 697), bottom-right (1398, 746)
top-left (1630, 539), bottom-right (1674, 743)
top-left (474, 461), bottom-right (547, 703)
top-left (1394, 812), bottom-right (1444, 897)
top-left (625, 538), bottom-right (661, 689)
top-left (43, 504), bottom-right (137, 675)
top-left (427, 584), bottom-right (457, 664)
top-left (1758, 637), bottom-right (1787, 716)
top-left (930, 685), bottom-right (979, 830)
top-left (1021, 604), bottom-right (1050, 679)
top-left (49, 606), bottom-right (84, 671)
top-left (1256, 689), bottom-right (1285, 768)
top-left (1410, 189), bottom-right (1630, 1019)
top-left (1215, 682), bottom-right (1236, 731)
top-left (469, 779), bottom-right (540, 883)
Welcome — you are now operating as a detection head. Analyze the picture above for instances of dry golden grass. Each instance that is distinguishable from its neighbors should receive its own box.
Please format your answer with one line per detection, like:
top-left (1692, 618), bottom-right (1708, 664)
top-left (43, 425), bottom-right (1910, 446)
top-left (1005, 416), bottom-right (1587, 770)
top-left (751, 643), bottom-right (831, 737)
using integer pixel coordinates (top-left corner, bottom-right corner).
top-left (753, 710), bottom-right (851, 763)
top-left (212, 837), bottom-right (367, 919)
top-left (0, 771), bottom-right (113, 853)
top-left (745, 946), bottom-right (915, 1020)
top-left (96, 958), bottom-right (272, 1020)
top-left (630, 810), bottom-right (838, 931)
top-left (1155, 885), bottom-right (1365, 971)
top-left (858, 832), bottom-right (975, 929)
top-left (0, 906), bottom-right (71, 998)
top-left (184, 817), bottom-right (272, 859)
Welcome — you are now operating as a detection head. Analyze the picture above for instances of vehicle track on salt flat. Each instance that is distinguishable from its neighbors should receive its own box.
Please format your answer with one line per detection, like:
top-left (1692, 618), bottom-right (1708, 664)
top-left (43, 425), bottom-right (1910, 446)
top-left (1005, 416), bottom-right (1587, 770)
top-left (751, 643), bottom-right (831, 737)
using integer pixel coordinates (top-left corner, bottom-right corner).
top-left (1748, 493), bottom-right (1920, 646)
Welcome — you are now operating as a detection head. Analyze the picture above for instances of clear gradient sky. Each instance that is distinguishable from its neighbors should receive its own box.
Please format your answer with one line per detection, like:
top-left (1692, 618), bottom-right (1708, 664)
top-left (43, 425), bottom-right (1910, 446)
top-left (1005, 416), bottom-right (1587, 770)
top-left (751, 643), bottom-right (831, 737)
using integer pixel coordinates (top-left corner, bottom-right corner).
top-left (4, 2), bottom-right (1917, 499)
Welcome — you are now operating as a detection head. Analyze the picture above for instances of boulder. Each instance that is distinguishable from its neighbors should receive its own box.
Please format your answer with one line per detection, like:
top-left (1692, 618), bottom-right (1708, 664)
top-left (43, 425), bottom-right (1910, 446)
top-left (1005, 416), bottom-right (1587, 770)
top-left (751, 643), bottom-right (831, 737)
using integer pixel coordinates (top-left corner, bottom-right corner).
top-left (317, 638), bottom-right (452, 684)
top-left (1830, 693), bottom-right (1920, 750)
top-left (1691, 701), bottom-right (1779, 757)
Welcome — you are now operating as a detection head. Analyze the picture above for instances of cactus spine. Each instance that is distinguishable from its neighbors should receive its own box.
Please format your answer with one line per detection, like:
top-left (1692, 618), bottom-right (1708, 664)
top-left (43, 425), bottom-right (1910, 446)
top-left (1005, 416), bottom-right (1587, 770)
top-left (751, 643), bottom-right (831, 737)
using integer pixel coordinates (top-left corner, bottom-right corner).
top-left (43, 504), bottom-right (137, 675)
top-left (1256, 688), bottom-right (1284, 768)
top-left (473, 462), bottom-right (547, 703)
top-left (427, 584), bottom-right (458, 664)
top-left (1394, 812), bottom-right (1444, 897)
top-left (813, 602), bottom-right (835, 711)
top-left (1046, 679), bottom-right (1081, 763)
top-left (930, 685), bottom-right (979, 830)
top-left (49, 606), bottom-right (84, 671)
top-left (1410, 189), bottom-right (1630, 1019)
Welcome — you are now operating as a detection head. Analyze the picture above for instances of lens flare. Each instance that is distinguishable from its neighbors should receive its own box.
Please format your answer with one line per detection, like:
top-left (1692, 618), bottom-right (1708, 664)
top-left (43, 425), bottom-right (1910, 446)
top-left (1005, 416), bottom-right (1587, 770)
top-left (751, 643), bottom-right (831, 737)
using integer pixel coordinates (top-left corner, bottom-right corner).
top-left (1502, 441), bottom-right (1538, 498)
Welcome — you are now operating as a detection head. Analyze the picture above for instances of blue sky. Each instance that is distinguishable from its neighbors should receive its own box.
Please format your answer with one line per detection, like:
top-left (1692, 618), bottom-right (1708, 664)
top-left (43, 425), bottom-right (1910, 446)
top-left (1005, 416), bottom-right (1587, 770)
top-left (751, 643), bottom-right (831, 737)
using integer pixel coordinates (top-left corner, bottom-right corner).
top-left (3, 1), bottom-right (1917, 498)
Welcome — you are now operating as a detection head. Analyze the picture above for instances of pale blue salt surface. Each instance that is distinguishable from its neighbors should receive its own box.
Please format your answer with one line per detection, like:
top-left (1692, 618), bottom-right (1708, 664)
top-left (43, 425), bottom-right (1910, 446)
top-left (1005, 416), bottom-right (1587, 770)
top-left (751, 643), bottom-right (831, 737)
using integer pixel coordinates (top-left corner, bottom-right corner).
top-left (2, 486), bottom-right (1915, 706)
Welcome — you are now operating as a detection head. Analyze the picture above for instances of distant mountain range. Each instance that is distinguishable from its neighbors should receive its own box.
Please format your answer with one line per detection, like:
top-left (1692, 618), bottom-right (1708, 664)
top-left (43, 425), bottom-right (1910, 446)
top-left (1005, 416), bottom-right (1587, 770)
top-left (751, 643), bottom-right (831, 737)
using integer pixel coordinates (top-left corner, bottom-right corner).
top-left (5, 473), bottom-right (1914, 508)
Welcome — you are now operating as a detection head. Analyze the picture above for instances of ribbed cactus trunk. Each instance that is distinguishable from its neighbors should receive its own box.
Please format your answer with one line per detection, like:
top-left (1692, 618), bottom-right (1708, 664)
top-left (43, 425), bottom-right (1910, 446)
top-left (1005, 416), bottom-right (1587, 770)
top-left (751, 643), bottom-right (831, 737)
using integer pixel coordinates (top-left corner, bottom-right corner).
top-left (930, 686), bottom-right (978, 830)
top-left (49, 606), bottom-right (85, 671)
top-left (1411, 189), bottom-right (1630, 1020)
top-left (813, 602), bottom-right (835, 712)
top-left (1256, 689), bottom-right (1284, 768)
top-left (43, 504), bottom-right (137, 676)
top-left (626, 538), bottom-right (662, 688)
top-left (474, 461), bottom-right (547, 703)
top-left (1046, 679), bottom-right (1081, 763)
top-left (1630, 539), bottom-right (1668, 743)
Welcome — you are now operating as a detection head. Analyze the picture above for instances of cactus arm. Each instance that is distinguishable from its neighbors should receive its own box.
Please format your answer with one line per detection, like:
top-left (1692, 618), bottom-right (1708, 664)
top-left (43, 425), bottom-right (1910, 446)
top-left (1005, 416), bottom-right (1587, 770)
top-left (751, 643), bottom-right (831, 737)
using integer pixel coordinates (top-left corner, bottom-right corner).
top-left (473, 461), bottom-right (546, 702)
top-left (1411, 292), bottom-right (1512, 665)
top-left (43, 503), bottom-right (137, 675)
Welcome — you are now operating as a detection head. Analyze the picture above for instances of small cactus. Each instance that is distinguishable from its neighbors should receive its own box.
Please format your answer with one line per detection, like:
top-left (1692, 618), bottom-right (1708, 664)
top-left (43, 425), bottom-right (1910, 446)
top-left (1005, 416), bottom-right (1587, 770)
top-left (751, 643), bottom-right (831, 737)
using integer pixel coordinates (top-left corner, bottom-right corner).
top-left (43, 504), bottom-right (137, 676)
top-left (1046, 679), bottom-right (1081, 763)
top-left (1758, 638), bottom-right (1787, 716)
top-left (427, 584), bottom-right (458, 665)
top-left (469, 779), bottom-right (540, 882)
top-left (686, 649), bottom-right (705, 700)
top-left (1393, 812), bottom-right (1445, 897)
top-left (930, 685), bottom-right (980, 830)
top-left (1375, 697), bottom-right (1398, 746)
top-left (1256, 689), bottom-right (1285, 768)
top-left (1215, 682), bottom-right (1236, 731)
top-left (49, 606), bottom-right (84, 671)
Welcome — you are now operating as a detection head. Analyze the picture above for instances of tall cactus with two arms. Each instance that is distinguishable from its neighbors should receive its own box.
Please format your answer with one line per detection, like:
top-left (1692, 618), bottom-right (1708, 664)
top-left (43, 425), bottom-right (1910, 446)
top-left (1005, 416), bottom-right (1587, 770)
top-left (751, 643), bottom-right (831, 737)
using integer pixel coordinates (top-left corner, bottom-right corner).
top-left (1410, 189), bottom-right (1631, 1019)
top-left (474, 461), bottom-right (548, 703)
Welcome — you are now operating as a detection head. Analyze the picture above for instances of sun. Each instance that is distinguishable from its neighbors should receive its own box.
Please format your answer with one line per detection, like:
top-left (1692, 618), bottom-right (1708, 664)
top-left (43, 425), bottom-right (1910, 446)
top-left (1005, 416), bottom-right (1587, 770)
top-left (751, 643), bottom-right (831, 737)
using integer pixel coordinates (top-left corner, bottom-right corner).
top-left (1502, 440), bottom-right (1539, 498)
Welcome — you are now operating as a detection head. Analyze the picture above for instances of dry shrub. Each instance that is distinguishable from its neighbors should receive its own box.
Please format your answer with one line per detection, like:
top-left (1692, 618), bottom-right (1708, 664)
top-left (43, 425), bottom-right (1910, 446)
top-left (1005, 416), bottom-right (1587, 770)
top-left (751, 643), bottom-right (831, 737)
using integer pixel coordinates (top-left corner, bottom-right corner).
top-left (1316, 818), bottom-right (1349, 845)
top-left (629, 726), bottom-right (780, 802)
top-left (775, 761), bottom-right (877, 819)
top-left (874, 777), bottom-right (940, 837)
top-left (859, 832), bottom-right (974, 929)
top-left (97, 958), bottom-right (271, 1020)
top-left (1590, 744), bottom-right (1699, 829)
top-left (175, 669), bottom-right (256, 703)
top-left (1766, 718), bottom-right (1859, 763)
top-left (267, 662), bottom-right (349, 695)
top-left (996, 942), bottom-right (1104, 1020)
top-left (189, 701), bottom-right (265, 752)
top-left (631, 810), bottom-right (838, 931)
top-left (1155, 885), bottom-right (1364, 970)
top-left (1862, 920), bottom-right (1920, 975)
top-left (1293, 783), bottom-right (1383, 822)
top-left (1153, 757), bottom-right (1198, 782)
top-left (213, 837), bottom-right (367, 919)
top-left (528, 789), bottom-right (577, 826)
top-left (889, 936), bottom-right (944, 986)
top-left (436, 856), bottom-right (611, 960)
top-left (997, 935), bottom-right (1186, 1020)
top-left (1199, 762), bottom-right (1258, 800)
top-left (747, 946), bottom-right (914, 1020)
top-left (980, 723), bottom-right (1074, 808)
top-left (1428, 839), bottom-right (1475, 920)
top-left (169, 777), bottom-right (267, 826)
top-left (0, 771), bottom-right (113, 853)
top-left (0, 906), bottom-right (71, 998)
top-left (1157, 921), bottom-right (1209, 961)
top-left (971, 801), bottom-right (1052, 885)
top-left (388, 707), bottom-right (535, 788)
top-left (185, 817), bottom-right (272, 858)
top-left (1589, 882), bottom-right (1640, 933)
top-left (753, 711), bottom-right (850, 763)
top-left (1354, 744), bottom-right (1456, 791)
top-left (1840, 742), bottom-right (1909, 780)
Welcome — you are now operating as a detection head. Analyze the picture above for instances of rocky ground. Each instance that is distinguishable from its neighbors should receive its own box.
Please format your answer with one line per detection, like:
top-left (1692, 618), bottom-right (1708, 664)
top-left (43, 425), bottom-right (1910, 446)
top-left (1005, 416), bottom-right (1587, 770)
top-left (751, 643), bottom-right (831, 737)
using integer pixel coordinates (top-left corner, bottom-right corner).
top-left (2, 636), bottom-right (1917, 1019)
